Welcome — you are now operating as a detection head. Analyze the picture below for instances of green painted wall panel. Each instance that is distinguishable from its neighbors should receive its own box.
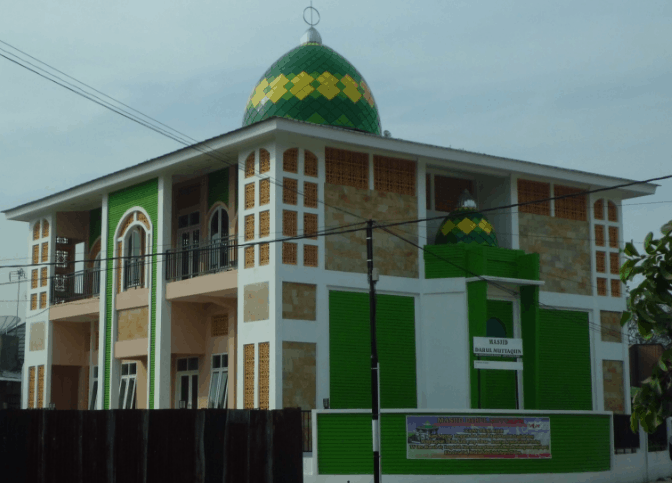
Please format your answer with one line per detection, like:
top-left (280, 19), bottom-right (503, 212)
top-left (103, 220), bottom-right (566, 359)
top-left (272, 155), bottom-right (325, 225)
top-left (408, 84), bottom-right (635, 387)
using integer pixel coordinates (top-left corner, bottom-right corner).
top-left (424, 245), bottom-right (469, 278)
top-left (424, 244), bottom-right (531, 280)
top-left (377, 294), bottom-right (417, 409)
top-left (104, 178), bottom-right (158, 409)
top-left (329, 291), bottom-right (417, 409)
top-left (467, 281), bottom-right (487, 408)
top-left (329, 292), bottom-right (370, 409)
top-left (318, 413), bottom-right (611, 475)
top-left (317, 413), bottom-right (373, 474)
top-left (207, 168), bottom-right (230, 210)
top-left (538, 310), bottom-right (592, 410)
top-left (520, 285), bottom-right (540, 409)
top-left (480, 300), bottom-right (517, 410)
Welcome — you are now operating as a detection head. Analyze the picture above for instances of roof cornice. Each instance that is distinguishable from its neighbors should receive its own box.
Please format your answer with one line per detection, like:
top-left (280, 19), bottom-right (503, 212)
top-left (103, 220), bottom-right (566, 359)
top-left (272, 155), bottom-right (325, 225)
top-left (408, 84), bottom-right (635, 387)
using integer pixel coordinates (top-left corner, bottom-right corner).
top-left (4, 116), bottom-right (657, 221)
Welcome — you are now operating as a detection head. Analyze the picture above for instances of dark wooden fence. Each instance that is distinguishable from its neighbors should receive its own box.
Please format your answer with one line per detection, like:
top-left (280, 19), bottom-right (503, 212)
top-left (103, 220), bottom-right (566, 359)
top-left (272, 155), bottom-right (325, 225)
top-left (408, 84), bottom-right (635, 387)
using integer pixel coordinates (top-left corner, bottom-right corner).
top-left (0, 408), bottom-right (303, 483)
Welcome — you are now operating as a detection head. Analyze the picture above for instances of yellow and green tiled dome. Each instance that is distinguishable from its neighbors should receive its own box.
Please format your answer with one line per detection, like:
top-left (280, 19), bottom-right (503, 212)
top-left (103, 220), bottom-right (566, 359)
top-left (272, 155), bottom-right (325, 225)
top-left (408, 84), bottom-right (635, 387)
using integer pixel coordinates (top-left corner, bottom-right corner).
top-left (242, 28), bottom-right (382, 135)
top-left (435, 191), bottom-right (499, 247)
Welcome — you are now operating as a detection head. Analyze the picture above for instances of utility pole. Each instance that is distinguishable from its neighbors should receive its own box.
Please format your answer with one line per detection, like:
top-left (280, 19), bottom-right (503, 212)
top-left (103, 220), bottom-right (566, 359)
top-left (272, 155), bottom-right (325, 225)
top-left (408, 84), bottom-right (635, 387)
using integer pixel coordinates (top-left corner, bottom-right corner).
top-left (366, 219), bottom-right (381, 483)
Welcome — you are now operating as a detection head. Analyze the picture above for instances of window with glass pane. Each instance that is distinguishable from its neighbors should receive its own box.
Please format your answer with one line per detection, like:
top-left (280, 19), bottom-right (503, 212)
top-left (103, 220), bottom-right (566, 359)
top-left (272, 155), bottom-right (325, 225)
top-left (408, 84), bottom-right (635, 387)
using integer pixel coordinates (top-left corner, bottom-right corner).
top-left (119, 362), bottom-right (137, 409)
top-left (208, 353), bottom-right (229, 409)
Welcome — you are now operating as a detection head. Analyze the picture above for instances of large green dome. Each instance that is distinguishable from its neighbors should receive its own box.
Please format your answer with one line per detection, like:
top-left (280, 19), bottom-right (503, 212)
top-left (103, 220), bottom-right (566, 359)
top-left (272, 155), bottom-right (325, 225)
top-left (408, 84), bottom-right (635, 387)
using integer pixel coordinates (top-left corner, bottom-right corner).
top-left (242, 30), bottom-right (382, 135)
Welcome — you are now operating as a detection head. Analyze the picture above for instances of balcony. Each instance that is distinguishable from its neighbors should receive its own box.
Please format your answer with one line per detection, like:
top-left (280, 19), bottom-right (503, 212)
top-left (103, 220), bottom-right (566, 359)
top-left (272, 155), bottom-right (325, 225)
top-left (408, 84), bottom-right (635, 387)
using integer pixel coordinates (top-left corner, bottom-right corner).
top-left (49, 268), bottom-right (100, 322)
top-left (165, 238), bottom-right (237, 282)
top-left (51, 268), bottom-right (100, 305)
top-left (165, 238), bottom-right (237, 304)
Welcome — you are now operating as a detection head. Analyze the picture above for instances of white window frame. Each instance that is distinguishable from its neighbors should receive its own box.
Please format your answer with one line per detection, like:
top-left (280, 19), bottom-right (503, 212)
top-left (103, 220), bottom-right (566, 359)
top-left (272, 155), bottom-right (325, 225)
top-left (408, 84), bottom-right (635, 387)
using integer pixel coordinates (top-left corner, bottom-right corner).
top-left (119, 362), bottom-right (137, 409)
top-left (208, 353), bottom-right (229, 409)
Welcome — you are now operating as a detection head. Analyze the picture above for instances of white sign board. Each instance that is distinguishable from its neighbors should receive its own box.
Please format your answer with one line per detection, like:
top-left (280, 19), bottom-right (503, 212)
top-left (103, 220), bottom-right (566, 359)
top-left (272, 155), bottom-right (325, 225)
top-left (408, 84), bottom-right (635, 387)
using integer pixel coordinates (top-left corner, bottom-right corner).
top-left (473, 337), bottom-right (523, 357)
top-left (474, 360), bottom-right (523, 371)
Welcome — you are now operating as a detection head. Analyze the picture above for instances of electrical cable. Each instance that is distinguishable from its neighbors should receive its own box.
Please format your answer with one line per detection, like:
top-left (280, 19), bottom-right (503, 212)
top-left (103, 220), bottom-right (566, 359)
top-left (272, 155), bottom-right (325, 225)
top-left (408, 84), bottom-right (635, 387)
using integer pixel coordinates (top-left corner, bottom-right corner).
top-left (0, 45), bottom-right (365, 223)
top-left (376, 223), bottom-right (627, 339)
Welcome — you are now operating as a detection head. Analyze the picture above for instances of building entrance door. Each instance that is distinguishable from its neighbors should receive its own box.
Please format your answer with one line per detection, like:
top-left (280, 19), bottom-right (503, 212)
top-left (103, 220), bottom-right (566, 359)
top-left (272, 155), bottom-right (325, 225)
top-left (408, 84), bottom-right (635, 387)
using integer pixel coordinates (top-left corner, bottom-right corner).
top-left (479, 300), bottom-right (519, 410)
top-left (175, 357), bottom-right (199, 409)
top-left (176, 211), bottom-right (200, 279)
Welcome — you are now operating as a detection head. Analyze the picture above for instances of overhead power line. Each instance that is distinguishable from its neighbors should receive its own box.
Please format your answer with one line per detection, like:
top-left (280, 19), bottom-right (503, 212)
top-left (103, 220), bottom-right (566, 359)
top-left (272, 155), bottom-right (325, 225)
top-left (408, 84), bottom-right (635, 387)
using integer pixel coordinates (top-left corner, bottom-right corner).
top-left (0, 41), bottom-right (366, 222)
top-left (376, 223), bottom-right (624, 339)
top-left (0, 170), bottom-right (670, 271)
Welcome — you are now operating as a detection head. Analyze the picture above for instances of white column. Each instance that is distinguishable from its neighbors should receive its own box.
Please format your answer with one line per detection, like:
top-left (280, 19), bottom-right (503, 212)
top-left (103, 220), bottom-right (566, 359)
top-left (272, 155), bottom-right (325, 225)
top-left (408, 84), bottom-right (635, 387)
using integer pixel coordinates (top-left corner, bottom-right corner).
top-left (43, 213), bottom-right (56, 408)
top-left (97, 194), bottom-right (108, 409)
top-left (21, 221), bottom-right (36, 409)
top-left (154, 174), bottom-right (172, 408)
top-left (510, 175), bottom-right (520, 250)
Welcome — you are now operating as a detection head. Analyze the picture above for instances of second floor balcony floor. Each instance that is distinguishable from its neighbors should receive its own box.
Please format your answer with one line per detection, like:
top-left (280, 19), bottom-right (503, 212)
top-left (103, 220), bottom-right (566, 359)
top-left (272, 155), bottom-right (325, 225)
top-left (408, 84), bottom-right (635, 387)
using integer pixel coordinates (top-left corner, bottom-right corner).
top-left (46, 237), bottom-right (238, 312)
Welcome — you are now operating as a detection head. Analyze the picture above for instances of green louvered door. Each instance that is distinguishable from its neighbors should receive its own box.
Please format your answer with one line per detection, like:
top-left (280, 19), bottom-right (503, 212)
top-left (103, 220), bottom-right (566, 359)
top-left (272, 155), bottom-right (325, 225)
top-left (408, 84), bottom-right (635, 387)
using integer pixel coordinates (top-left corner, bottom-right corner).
top-left (538, 309), bottom-right (592, 410)
top-left (479, 300), bottom-right (517, 409)
top-left (329, 291), bottom-right (417, 409)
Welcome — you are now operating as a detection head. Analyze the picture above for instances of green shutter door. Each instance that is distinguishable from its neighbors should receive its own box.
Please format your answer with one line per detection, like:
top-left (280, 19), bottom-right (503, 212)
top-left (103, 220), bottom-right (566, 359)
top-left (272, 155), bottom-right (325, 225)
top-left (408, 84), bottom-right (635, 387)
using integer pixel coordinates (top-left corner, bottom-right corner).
top-left (329, 292), bottom-right (371, 409)
top-left (480, 300), bottom-right (517, 409)
top-left (538, 309), bottom-right (592, 410)
top-left (329, 291), bottom-right (417, 409)
top-left (377, 294), bottom-right (417, 409)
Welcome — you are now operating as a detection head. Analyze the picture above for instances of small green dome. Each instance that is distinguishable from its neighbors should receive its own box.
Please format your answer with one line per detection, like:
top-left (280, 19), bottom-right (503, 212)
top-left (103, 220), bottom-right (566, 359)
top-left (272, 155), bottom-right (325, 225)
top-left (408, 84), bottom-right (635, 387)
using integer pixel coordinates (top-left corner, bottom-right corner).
top-left (242, 30), bottom-right (382, 135)
top-left (434, 191), bottom-right (498, 247)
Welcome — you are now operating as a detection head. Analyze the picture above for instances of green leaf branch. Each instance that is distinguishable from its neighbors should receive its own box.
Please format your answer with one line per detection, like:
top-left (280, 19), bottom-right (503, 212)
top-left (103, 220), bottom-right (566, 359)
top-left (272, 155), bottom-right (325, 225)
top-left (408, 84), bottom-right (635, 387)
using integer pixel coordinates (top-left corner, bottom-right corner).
top-left (621, 219), bottom-right (672, 433)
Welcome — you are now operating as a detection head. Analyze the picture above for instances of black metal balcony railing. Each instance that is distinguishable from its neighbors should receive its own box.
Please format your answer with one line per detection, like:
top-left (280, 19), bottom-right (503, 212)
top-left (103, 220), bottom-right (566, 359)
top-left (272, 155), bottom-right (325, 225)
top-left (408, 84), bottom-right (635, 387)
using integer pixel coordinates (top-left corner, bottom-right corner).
top-left (124, 258), bottom-right (145, 290)
top-left (165, 238), bottom-right (237, 282)
top-left (51, 268), bottom-right (100, 305)
top-left (301, 410), bottom-right (312, 453)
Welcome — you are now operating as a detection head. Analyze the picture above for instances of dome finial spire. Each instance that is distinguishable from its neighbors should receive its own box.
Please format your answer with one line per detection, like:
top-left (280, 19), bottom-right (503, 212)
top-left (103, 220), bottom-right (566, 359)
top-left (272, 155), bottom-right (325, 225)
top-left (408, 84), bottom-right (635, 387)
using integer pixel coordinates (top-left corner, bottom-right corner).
top-left (301, 2), bottom-right (322, 45)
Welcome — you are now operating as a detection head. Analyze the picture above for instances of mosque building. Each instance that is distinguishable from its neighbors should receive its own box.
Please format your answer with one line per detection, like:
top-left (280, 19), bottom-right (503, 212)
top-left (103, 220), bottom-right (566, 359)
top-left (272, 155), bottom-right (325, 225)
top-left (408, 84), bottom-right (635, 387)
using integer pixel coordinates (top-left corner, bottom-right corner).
top-left (3, 7), bottom-right (666, 482)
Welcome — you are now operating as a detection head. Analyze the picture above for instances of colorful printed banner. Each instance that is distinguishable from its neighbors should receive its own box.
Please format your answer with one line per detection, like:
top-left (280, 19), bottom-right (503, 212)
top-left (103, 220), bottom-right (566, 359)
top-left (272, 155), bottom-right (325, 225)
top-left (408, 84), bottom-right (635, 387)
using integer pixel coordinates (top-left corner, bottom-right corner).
top-left (406, 415), bottom-right (551, 459)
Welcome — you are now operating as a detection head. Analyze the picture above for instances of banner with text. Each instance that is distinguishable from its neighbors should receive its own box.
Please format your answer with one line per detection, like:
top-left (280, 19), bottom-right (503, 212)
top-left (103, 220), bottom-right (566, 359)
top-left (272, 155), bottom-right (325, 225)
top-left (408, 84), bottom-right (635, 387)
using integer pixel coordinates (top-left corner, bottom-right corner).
top-left (406, 415), bottom-right (551, 459)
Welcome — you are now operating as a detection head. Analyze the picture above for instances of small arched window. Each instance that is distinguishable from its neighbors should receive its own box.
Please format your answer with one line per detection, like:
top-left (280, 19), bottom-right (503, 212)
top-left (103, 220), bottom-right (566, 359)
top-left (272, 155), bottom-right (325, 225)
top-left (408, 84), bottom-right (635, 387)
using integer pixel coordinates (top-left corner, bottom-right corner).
top-left (92, 252), bottom-right (102, 296)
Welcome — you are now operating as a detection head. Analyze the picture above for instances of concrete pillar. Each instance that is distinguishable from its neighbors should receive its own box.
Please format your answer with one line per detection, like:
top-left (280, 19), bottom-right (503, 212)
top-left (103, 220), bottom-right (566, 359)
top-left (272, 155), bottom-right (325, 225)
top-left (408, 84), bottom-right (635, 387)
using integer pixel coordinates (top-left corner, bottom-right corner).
top-left (154, 174), bottom-right (172, 408)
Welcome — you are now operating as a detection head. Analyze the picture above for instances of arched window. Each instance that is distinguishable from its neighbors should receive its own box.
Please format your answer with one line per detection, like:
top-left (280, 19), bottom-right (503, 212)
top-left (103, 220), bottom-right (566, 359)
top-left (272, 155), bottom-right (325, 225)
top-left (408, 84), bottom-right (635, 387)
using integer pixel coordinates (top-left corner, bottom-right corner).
top-left (208, 207), bottom-right (231, 271)
top-left (124, 226), bottom-right (146, 289)
top-left (92, 252), bottom-right (102, 296)
top-left (210, 207), bottom-right (229, 244)
top-left (486, 317), bottom-right (507, 338)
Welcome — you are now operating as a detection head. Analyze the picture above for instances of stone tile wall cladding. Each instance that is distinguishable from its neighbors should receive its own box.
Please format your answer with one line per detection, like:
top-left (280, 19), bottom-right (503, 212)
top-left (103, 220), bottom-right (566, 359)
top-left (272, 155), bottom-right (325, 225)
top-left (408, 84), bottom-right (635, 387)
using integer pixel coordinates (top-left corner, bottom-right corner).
top-left (243, 282), bottom-right (269, 322)
top-left (602, 360), bottom-right (625, 414)
top-left (518, 213), bottom-right (591, 295)
top-left (324, 184), bottom-right (418, 278)
top-left (117, 307), bottom-right (149, 341)
top-left (600, 311), bottom-right (622, 343)
top-left (282, 341), bottom-right (316, 410)
top-left (29, 322), bottom-right (45, 351)
top-left (282, 282), bottom-right (316, 321)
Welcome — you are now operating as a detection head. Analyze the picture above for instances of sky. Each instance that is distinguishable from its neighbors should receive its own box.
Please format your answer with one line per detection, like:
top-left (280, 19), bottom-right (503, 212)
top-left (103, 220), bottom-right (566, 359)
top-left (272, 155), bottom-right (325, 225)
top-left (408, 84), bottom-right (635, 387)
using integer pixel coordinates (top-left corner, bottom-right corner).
top-left (1, 0), bottom-right (671, 323)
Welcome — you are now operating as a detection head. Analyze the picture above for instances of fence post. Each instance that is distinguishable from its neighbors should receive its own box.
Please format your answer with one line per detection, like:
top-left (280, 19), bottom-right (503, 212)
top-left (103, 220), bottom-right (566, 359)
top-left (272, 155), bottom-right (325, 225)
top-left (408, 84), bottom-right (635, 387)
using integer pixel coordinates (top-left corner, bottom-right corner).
top-left (194, 410), bottom-right (205, 483)
top-left (106, 411), bottom-right (116, 483)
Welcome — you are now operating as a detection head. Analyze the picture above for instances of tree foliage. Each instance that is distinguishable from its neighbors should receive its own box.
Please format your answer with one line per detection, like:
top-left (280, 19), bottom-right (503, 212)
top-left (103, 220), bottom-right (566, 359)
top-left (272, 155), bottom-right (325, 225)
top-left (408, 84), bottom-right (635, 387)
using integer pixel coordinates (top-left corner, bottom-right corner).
top-left (621, 220), bottom-right (672, 433)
